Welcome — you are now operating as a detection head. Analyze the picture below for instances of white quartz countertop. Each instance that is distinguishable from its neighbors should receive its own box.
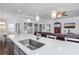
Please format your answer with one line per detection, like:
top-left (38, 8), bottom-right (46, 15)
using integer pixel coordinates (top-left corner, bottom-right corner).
top-left (8, 34), bottom-right (79, 55)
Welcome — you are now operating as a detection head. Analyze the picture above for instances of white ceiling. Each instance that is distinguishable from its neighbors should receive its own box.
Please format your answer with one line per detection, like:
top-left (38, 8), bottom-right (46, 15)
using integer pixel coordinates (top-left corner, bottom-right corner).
top-left (0, 3), bottom-right (79, 19)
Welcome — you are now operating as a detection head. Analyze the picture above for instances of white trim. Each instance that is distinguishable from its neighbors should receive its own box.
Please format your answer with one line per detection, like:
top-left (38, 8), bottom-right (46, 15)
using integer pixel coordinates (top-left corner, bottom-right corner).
top-left (47, 35), bottom-right (56, 40)
top-left (65, 37), bottom-right (79, 41)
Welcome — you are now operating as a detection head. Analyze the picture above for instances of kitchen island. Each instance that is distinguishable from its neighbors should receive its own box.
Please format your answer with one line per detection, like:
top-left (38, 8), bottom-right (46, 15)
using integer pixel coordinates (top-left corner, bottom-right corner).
top-left (7, 34), bottom-right (79, 55)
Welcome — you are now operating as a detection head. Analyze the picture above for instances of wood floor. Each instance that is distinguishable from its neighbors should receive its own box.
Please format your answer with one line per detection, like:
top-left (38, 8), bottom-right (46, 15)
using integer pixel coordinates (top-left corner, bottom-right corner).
top-left (0, 40), bottom-right (9, 55)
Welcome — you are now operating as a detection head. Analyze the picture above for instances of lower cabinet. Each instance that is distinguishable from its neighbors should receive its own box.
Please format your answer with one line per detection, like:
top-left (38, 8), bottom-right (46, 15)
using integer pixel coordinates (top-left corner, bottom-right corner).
top-left (7, 38), bottom-right (14, 55)
top-left (14, 43), bottom-right (27, 55)
top-left (19, 48), bottom-right (27, 55)
top-left (14, 43), bottom-right (20, 55)
top-left (6, 37), bottom-right (27, 55)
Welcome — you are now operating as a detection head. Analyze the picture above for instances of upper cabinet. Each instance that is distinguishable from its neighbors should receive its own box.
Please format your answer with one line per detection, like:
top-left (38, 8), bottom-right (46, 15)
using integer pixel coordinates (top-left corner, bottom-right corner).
top-left (34, 23), bottom-right (38, 33)
top-left (24, 22), bottom-right (27, 31)
top-left (39, 24), bottom-right (42, 32)
top-left (34, 23), bottom-right (44, 33)
top-left (24, 22), bottom-right (33, 34)
top-left (46, 24), bottom-right (51, 32)
top-left (27, 23), bottom-right (33, 34)
top-left (23, 22), bottom-right (51, 34)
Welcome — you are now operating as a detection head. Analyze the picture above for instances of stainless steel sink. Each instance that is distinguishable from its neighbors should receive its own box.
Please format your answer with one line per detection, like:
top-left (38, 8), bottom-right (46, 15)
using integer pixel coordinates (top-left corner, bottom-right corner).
top-left (19, 39), bottom-right (45, 50)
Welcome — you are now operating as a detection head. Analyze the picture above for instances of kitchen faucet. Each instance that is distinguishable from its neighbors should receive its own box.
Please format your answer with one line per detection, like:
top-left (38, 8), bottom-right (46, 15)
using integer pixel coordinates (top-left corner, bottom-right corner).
top-left (36, 33), bottom-right (41, 40)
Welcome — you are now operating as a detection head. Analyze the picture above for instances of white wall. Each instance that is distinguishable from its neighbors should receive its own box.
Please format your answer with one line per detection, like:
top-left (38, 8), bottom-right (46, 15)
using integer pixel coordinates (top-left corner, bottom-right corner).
top-left (0, 11), bottom-right (48, 34)
top-left (43, 17), bottom-right (79, 34)
top-left (0, 11), bottom-right (20, 34)
top-left (51, 17), bottom-right (79, 34)
top-left (1, 11), bottom-right (79, 35)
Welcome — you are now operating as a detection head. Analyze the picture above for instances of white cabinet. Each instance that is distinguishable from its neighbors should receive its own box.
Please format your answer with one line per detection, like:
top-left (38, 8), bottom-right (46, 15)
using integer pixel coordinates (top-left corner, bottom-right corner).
top-left (34, 23), bottom-right (44, 33)
top-left (7, 37), bottom-right (27, 55)
top-left (24, 23), bottom-right (33, 34)
top-left (23, 22), bottom-right (45, 34)
top-left (14, 44), bottom-right (20, 55)
top-left (14, 42), bottom-right (27, 55)
top-left (19, 49), bottom-right (27, 55)
top-left (39, 24), bottom-right (43, 32)
top-left (7, 38), bottom-right (14, 55)
top-left (34, 23), bottom-right (38, 33)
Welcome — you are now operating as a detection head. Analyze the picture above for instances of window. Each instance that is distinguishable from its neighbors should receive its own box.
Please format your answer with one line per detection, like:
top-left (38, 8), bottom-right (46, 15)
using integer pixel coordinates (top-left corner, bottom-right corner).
top-left (0, 21), bottom-right (6, 33)
top-left (8, 23), bottom-right (15, 33)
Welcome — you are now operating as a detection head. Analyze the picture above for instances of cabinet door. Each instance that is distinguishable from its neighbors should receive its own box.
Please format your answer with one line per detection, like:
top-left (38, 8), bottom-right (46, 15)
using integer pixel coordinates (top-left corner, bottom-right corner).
top-left (27, 23), bottom-right (33, 34)
top-left (14, 44), bottom-right (20, 55)
top-left (39, 24), bottom-right (42, 32)
top-left (34, 23), bottom-right (38, 33)
top-left (8, 39), bottom-right (14, 55)
top-left (6, 37), bottom-right (27, 55)
top-left (19, 49), bottom-right (27, 55)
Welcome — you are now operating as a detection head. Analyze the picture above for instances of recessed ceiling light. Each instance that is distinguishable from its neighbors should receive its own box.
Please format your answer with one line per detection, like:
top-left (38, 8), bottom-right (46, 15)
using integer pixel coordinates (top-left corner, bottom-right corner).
top-left (17, 9), bottom-right (22, 13)
top-left (27, 19), bottom-right (31, 22)
top-left (36, 16), bottom-right (40, 21)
